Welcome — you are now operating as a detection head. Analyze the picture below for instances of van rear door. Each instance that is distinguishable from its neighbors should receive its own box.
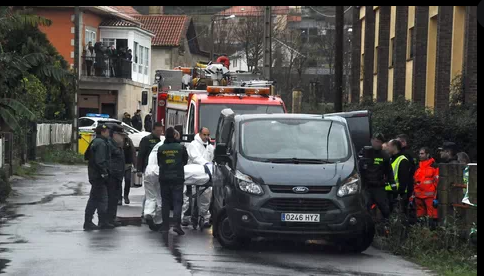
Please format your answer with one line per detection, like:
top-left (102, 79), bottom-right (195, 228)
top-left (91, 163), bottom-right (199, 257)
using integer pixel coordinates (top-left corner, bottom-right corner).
top-left (325, 110), bottom-right (372, 154)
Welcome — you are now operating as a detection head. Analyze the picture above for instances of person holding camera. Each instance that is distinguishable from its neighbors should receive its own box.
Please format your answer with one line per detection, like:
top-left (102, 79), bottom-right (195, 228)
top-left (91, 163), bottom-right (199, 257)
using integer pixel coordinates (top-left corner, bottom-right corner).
top-left (359, 133), bottom-right (395, 220)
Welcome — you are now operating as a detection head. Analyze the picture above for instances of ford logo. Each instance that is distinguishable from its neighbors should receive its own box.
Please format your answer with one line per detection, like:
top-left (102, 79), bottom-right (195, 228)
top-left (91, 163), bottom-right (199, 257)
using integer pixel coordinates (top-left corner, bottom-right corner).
top-left (292, 186), bottom-right (309, 194)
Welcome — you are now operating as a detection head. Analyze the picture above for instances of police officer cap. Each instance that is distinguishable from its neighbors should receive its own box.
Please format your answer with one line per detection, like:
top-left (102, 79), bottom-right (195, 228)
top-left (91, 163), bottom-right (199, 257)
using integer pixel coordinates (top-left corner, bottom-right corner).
top-left (95, 124), bottom-right (109, 132)
top-left (111, 124), bottom-right (124, 133)
top-left (372, 132), bottom-right (386, 142)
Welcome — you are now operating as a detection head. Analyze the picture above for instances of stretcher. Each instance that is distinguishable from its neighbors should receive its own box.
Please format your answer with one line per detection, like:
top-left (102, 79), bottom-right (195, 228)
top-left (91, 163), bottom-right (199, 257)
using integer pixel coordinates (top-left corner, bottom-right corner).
top-left (184, 163), bottom-right (213, 231)
top-left (143, 139), bottom-right (213, 228)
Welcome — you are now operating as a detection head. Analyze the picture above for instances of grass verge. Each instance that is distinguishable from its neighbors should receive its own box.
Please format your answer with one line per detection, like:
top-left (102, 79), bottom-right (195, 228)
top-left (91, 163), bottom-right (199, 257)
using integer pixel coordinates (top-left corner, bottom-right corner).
top-left (375, 214), bottom-right (477, 276)
top-left (39, 146), bottom-right (86, 165)
top-left (13, 162), bottom-right (40, 178)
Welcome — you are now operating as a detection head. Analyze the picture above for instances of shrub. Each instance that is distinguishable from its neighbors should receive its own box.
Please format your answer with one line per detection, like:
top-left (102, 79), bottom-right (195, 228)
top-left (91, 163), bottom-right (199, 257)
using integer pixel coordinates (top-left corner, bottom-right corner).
top-left (0, 168), bottom-right (11, 202)
top-left (345, 99), bottom-right (477, 162)
top-left (375, 216), bottom-right (477, 276)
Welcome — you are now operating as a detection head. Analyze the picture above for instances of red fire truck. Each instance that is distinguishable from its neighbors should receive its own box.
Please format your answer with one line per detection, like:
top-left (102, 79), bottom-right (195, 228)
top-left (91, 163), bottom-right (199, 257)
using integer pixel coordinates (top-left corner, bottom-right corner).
top-left (152, 78), bottom-right (286, 138)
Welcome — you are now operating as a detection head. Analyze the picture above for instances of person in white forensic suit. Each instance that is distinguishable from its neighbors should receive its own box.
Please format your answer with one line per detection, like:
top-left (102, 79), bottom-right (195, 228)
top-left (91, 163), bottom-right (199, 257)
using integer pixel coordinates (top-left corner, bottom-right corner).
top-left (182, 127), bottom-right (214, 227)
top-left (143, 139), bottom-right (165, 231)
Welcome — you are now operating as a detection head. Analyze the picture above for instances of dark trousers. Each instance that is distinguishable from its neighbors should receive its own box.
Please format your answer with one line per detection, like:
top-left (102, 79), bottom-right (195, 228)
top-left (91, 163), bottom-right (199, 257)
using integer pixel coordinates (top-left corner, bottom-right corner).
top-left (107, 177), bottom-right (122, 222)
top-left (85, 181), bottom-right (108, 223)
top-left (119, 167), bottom-right (132, 200)
top-left (160, 182), bottom-right (184, 229)
top-left (86, 60), bottom-right (93, 76)
top-left (366, 187), bottom-right (391, 219)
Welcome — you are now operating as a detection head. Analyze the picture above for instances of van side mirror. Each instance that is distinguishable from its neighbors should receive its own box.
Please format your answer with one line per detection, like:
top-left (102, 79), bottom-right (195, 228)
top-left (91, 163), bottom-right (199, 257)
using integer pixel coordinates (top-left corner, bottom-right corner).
top-left (215, 143), bottom-right (230, 163)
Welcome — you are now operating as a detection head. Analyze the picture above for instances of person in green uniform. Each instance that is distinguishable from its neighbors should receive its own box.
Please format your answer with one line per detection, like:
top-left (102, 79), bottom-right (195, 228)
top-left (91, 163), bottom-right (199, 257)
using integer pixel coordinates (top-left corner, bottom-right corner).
top-left (157, 127), bottom-right (189, 235)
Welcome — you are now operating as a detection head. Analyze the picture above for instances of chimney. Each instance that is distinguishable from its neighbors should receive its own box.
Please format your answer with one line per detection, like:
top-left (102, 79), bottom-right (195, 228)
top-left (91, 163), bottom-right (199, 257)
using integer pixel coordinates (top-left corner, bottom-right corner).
top-left (149, 6), bottom-right (163, 15)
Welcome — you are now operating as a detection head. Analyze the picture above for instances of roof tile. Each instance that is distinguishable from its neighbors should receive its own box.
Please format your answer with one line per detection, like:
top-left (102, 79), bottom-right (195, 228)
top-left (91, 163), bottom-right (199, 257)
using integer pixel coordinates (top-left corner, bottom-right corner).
top-left (135, 15), bottom-right (189, 47)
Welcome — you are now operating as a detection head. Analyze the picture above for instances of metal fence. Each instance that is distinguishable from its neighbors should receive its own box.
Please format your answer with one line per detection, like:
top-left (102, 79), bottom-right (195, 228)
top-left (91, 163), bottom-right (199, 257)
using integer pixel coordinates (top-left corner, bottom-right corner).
top-left (36, 123), bottom-right (72, 146)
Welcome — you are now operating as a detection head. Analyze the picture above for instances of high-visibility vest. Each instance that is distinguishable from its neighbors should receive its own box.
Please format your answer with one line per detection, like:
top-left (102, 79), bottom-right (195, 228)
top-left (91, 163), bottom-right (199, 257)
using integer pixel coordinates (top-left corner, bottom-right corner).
top-left (385, 155), bottom-right (408, 192)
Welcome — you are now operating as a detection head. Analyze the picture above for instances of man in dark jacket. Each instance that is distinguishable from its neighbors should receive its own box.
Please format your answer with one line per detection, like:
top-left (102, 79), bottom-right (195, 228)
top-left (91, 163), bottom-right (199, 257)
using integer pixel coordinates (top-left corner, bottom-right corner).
top-left (137, 122), bottom-right (164, 175)
top-left (396, 134), bottom-right (418, 223)
top-left (122, 135), bottom-right (137, 205)
top-left (131, 110), bottom-right (143, 131)
top-left (157, 127), bottom-right (189, 235)
top-left (359, 133), bottom-right (395, 220)
top-left (106, 124), bottom-right (126, 227)
top-left (84, 124), bottom-right (112, 230)
top-left (144, 110), bottom-right (153, 133)
top-left (387, 139), bottom-right (413, 218)
top-left (122, 112), bottom-right (132, 126)
top-left (439, 142), bottom-right (460, 164)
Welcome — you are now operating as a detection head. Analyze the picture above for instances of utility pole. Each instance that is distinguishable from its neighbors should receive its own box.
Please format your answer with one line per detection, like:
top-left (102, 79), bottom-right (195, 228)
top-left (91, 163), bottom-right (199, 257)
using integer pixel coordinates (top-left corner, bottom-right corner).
top-left (334, 6), bottom-right (344, 112)
top-left (72, 6), bottom-right (80, 152)
top-left (262, 6), bottom-right (272, 88)
top-left (210, 18), bottom-right (215, 62)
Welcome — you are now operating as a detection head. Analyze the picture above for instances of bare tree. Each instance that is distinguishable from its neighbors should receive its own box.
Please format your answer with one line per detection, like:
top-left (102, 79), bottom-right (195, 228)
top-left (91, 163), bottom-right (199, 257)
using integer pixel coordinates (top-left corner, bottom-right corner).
top-left (213, 20), bottom-right (238, 56)
top-left (272, 27), bottom-right (308, 103)
top-left (232, 7), bottom-right (266, 72)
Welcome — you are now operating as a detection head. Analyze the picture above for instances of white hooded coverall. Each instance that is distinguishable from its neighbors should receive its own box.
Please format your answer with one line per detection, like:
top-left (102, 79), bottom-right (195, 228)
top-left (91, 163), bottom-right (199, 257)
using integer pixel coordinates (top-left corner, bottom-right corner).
top-left (182, 133), bottom-right (214, 223)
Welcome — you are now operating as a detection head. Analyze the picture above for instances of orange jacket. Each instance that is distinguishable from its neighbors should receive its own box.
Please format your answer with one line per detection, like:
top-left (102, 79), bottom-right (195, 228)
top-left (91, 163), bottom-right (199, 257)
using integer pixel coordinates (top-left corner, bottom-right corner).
top-left (414, 158), bottom-right (439, 199)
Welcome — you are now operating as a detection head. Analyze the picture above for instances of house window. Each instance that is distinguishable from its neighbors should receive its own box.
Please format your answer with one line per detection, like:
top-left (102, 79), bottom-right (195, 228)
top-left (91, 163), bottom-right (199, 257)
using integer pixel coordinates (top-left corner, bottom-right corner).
top-left (133, 42), bottom-right (139, 72)
top-left (407, 27), bottom-right (414, 60)
top-left (373, 46), bottom-right (378, 74)
top-left (103, 38), bottom-right (116, 47)
top-left (144, 47), bottom-right (149, 75)
top-left (139, 46), bottom-right (144, 73)
top-left (389, 37), bottom-right (395, 67)
top-left (85, 28), bottom-right (96, 46)
top-left (233, 59), bottom-right (237, 67)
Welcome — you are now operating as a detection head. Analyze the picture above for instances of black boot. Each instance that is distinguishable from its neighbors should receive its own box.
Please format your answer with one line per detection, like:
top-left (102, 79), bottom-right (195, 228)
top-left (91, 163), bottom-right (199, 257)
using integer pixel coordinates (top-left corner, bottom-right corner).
top-left (110, 219), bottom-right (122, 227)
top-left (118, 199), bottom-right (123, 206)
top-left (124, 195), bottom-right (130, 205)
top-left (83, 217), bottom-right (99, 231)
top-left (173, 225), bottom-right (185, 236)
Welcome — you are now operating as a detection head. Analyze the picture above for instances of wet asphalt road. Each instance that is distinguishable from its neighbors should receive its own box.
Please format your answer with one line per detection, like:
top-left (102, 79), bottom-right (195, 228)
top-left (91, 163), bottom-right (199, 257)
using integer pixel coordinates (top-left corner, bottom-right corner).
top-left (0, 164), bottom-right (432, 276)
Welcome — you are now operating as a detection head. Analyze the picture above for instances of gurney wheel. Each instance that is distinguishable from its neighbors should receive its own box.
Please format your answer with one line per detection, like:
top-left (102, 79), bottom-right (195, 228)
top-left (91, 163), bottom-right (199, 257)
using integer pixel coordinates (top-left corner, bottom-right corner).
top-left (199, 217), bottom-right (205, 232)
top-left (192, 216), bottom-right (198, 230)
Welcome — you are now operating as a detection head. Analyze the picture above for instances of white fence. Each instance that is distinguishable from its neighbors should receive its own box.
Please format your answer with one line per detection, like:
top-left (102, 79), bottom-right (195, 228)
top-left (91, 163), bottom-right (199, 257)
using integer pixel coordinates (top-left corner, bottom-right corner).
top-left (37, 123), bottom-right (73, 146)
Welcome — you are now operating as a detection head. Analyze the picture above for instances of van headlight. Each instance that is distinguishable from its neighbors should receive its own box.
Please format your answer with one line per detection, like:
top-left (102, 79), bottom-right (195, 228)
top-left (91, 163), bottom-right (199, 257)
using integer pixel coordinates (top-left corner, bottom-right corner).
top-left (235, 170), bottom-right (263, 195)
top-left (337, 174), bottom-right (360, 197)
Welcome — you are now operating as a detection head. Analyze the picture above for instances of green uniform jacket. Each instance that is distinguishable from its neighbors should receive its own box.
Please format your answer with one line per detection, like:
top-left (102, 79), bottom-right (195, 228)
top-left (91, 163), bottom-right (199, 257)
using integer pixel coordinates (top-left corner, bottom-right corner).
top-left (137, 133), bottom-right (161, 173)
top-left (108, 138), bottom-right (125, 180)
top-left (88, 136), bottom-right (110, 183)
top-left (157, 139), bottom-right (189, 184)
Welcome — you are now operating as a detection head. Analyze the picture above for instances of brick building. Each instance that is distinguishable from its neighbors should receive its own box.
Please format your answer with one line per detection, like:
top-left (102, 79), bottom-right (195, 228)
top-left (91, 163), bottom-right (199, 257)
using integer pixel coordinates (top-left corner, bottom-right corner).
top-left (33, 6), bottom-right (155, 121)
top-left (351, 6), bottom-right (477, 109)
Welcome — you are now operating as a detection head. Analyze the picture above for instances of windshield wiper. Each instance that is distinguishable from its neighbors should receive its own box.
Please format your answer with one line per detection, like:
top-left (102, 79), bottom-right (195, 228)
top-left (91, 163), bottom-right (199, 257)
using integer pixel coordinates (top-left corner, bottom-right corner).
top-left (269, 158), bottom-right (334, 164)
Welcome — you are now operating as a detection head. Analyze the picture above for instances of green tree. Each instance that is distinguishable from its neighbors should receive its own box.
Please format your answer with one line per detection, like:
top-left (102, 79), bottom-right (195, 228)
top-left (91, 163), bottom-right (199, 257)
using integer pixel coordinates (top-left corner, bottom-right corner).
top-left (0, 6), bottom-right (73, 130)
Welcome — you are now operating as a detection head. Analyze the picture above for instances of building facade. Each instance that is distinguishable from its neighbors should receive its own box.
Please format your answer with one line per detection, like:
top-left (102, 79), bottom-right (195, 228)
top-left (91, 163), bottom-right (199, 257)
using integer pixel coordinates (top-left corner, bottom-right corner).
top-left (33, 6), bottom-right (155, 122)
top-left (351, 6), bottom-right (477, 109)
top-left (135, 15), bottom-right (209, 83)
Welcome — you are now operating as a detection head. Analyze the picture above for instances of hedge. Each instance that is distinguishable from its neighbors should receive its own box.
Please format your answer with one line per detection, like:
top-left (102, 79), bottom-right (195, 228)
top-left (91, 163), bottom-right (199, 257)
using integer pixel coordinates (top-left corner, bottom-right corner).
top-left (344, 98), bottom-right (477, 162)
top-left (0, 168), bottom-right (10, 203)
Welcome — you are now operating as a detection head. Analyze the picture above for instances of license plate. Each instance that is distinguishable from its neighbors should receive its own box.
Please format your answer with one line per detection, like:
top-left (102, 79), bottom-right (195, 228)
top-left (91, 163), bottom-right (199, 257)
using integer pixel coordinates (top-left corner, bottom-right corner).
top-left (281, 213), bottom-right (320, 222)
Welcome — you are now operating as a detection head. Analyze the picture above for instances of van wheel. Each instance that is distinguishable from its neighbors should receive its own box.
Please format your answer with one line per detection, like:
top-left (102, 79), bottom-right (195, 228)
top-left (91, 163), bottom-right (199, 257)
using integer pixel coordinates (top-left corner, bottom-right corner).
top-left (343, 221), bottom-right (375, 253)
top-left (215, 211), bottom-right (249, 249)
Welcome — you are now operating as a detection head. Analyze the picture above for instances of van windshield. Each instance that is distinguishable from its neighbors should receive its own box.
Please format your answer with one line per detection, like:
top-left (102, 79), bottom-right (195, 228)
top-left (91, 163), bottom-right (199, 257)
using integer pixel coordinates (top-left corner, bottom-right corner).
top-left (240, 119), bottom-right (350, 162)
top-left (199, 104), bottom-right (284, 136)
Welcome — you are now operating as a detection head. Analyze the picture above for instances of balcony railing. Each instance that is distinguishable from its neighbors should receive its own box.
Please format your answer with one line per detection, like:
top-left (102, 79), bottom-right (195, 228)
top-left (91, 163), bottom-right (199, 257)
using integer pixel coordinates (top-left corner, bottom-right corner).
top-left (82, 56), bottom-right (132, 79)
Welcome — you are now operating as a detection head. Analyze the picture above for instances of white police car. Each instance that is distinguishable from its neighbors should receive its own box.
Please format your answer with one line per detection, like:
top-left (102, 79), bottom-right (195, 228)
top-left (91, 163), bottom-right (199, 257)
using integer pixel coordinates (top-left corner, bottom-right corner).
top-left (79, 113), bottom-right (150, 149)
